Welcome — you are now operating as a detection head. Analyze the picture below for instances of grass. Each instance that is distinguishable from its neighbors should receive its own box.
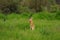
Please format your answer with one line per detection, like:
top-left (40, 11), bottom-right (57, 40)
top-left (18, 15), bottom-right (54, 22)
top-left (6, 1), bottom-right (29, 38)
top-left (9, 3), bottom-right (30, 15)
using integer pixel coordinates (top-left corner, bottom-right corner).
top-left (0, 13), bottom-right (60, 40)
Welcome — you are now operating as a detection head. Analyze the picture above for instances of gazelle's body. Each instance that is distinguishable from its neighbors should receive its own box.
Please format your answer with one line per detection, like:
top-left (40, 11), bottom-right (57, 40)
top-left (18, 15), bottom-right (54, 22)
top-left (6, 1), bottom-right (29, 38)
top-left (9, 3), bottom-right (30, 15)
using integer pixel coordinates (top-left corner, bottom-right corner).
top-left (29, 17), bottom-right (35, 30)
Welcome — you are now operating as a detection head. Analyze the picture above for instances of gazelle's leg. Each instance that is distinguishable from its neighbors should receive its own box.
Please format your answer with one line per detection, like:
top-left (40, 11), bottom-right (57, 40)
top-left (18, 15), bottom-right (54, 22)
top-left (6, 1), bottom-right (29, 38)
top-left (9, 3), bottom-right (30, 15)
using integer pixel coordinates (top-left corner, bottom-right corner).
top-left (31, 26), bottom-right (35, 30)
top-left (30, 24), bottom-right (35, 30)
top-left (30, 25), bottom-right (32, 30)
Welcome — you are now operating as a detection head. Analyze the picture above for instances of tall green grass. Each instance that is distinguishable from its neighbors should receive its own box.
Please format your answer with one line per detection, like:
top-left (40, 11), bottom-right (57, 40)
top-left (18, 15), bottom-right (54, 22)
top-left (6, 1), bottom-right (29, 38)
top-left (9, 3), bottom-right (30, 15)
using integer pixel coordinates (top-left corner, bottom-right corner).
top-left (0, 11), bottom-right (60, 20)
top-left (0, 12), bottom-right (60, 40)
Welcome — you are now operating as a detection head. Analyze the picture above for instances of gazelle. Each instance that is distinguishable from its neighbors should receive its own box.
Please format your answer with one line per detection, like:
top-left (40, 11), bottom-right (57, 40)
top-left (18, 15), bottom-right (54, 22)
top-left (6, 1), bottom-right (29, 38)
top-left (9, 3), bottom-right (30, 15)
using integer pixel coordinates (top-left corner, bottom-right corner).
top-left (29, 17), bottom-right (35, 30)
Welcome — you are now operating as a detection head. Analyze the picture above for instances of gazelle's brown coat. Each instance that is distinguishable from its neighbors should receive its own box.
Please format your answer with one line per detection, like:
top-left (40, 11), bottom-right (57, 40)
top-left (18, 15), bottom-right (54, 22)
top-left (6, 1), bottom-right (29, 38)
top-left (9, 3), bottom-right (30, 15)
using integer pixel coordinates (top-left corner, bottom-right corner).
top-left (29, 17), bottom-right (35, 30)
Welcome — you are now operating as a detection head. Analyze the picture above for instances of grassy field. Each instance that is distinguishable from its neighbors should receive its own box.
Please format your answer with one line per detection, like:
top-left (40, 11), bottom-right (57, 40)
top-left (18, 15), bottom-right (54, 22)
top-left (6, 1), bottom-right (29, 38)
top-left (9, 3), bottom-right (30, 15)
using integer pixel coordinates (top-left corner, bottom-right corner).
top-left (0, 13), bottom-right (60, 40)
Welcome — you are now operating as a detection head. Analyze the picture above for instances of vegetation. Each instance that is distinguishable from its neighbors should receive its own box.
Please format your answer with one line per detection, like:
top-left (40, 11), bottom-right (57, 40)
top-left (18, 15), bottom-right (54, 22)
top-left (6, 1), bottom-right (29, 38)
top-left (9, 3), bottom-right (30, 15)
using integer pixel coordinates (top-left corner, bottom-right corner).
top-left (0, 12), bottom-right (60, 40)
top-left (0, 0), bottom-right (60, 13)
top-left (0, 0), bottom-right (60, 40)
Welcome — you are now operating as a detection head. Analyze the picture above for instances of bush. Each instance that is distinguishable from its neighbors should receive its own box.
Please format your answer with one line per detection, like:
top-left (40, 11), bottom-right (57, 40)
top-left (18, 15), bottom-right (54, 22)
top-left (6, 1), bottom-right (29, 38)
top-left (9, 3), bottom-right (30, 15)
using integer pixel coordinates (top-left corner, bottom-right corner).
top-left (55, 11), bottom-right (60, 20)
top-left (0, 0), bottom-right (21, 13)
top-left (0, 13), bottom-right (5, 19)
top-left (33, 12), bottom-right (56, 20)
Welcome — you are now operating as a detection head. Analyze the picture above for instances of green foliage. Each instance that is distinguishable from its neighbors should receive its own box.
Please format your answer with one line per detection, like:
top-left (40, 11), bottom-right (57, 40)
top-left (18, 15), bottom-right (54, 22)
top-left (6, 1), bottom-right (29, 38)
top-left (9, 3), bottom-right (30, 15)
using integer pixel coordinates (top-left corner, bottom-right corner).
top-left (33, 12), bottom-right (57, 20)
top-left (55, 10), bottom-right (60, 19)
top-left (0, 11), bottom-right (60, 20)
top-left (0, 15), bottom-right (60, 40)
top-left (0, 0), bottom-right (59, 13)
top-left (0, 0), bottom-right (60, 40)
top-left (0, 13), bottom-right (5, 19)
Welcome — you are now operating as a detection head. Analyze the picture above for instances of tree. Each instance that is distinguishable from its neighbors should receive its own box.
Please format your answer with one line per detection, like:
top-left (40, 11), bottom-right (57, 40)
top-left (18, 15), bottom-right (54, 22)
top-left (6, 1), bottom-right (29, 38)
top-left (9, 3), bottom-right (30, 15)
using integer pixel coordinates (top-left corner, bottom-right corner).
top-left (0, 0), bottom-right (22, 13)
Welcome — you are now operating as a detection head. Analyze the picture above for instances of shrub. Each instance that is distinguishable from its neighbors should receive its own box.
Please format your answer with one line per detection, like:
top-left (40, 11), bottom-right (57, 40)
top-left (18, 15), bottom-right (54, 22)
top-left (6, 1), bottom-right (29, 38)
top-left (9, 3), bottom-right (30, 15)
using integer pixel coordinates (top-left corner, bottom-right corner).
top-left (33, 12), bottom-right (56, 20)
top-left (55, 10), bottom-right (60, 20)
